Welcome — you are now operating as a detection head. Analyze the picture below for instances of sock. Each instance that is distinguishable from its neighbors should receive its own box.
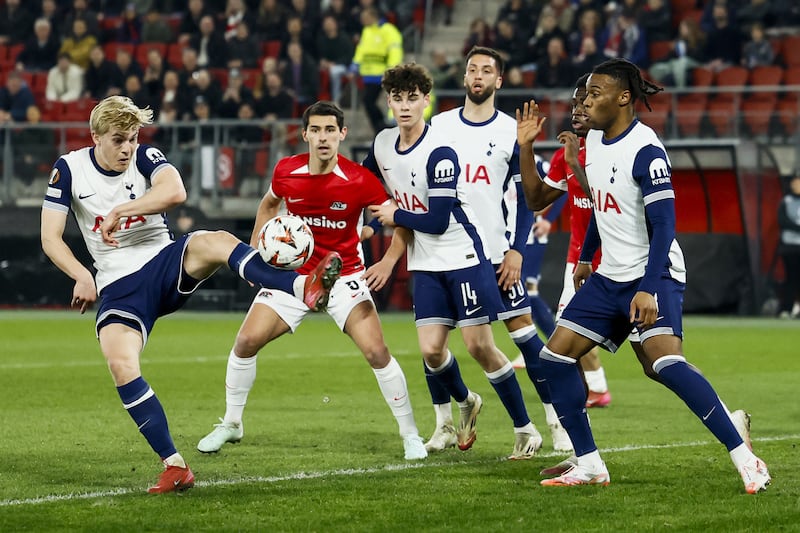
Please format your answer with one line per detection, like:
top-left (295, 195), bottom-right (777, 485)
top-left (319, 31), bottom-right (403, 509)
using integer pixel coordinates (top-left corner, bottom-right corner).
top-left (528, 294), bottom-right (556, 338)
top-left (654, 355), bottom-right (744, 451)
top-left (228, 242), bottom-right (296, 294)
top-left (729, 443), bottom-right (757, 470)
top-left (539, 347), bottom-right (597, 456)
top-left (576, 449), bottom-right (605, 471)
top-left (543, 402), bottom-right (559, 426)
top-left (373, 356), bottom-right (419, 436)
top-left (425, 352), bottom-right (469, 403)
top-left (163, 452), bottom-right (186, 468)
top-left (223, 350), bottom-right (257, 424)
top-left (485, 361), bottom-right (531, 428)
top-left (117, 376), bottom-right (177, 459)
top-left (510, 325), bottom-right (551, 403)
top-left (584, 368), bottom-right (608, 393)
top-left (433, 402), bottom-right (453, 426)
top-left (423, 355), bottom-right (452, 404)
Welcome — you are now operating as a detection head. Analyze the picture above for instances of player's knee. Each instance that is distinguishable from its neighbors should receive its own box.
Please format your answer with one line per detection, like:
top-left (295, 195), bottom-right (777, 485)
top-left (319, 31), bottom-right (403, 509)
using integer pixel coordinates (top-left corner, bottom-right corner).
top-left (234, 332), bottom-right (265, 357)
top-left (363, 344), bottom-right (391, 368)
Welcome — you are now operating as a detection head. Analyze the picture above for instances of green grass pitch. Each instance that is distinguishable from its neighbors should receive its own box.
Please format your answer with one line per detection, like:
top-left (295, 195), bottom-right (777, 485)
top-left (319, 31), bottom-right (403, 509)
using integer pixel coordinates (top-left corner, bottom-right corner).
top-left (1, 311), bottom-right (798, 532)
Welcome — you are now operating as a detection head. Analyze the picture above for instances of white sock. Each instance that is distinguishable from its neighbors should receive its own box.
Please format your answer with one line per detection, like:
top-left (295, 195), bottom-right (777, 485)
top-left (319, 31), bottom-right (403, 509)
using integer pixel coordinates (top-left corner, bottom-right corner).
top-left (543, 402), bottom-right (559, 426)
top-left (434, 402), bottom-right (453, 426)
top-left (223, 350), bottom-right (258, 424)
top-left (729, 443), bottom-right (756, 470)
top-left (163, 452), bottom-right (186, 468)
top-left (514, 422), bottom-right (536, 433)
top-left (577, 449), bottom-right (605, 471)
top-left (373, 356), bottom-right (419, 436)
top-left (584, 368), bottom-right (608, 393)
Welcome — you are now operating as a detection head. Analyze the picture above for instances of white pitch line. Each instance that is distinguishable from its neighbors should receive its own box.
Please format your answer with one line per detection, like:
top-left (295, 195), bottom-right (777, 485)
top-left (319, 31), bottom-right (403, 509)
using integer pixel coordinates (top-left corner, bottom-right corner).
top-left (1, 435), bottom-right (795, 508)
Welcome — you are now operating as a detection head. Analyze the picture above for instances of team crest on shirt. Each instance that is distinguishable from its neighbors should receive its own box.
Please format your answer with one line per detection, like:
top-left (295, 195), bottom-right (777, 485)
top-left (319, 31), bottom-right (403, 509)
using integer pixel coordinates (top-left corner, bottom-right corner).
top-left (649, 158), bottom-right (671, 185)
top-left (486, 141), bottom-right (496, 156)
top-left (330, 201), bottom-right (347, 210)
top-left (48, 167), bottom-right (60, 185)
top-left (145, 147), bottom-right (166, 164)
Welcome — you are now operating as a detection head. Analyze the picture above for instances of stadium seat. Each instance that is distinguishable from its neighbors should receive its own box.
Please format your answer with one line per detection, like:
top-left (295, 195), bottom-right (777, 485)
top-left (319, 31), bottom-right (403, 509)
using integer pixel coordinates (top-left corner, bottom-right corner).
top-left (522, 70), bottom-right (536, 87)
top-left (776, 98), bottom-right (799, 137)
top-left (262, 40), bottom-right (281, 59)
top-left (670, 0), bottom-right (698, 28)
top-left (741, 99), bottom-right (776, 136)
top-left (240, 68), bottom-right (259, 90)
top-left (675, 97), bottom-right (706, 137)
top-left (690, 67), bottom-right (714, 88)
top-left (707, 66), bottom-right (748, 136)
top-left (638, 91), bottom-right (671, 136)
top-left (103, 42), bottom-right (136, 61)
top-left (747, 65), bottom-right (783, 102)
top-left (6, 43), bottom-right (23, 64)
top-left (167, 42), bottom-right (186, 68)
top-left (648, 40), bottom-right (673, 63)
top-left (780, 35), bottom-right (800, 67)
top-left (40, 100), bottom-right (64, 122)
top-left (135, 43), bottom-right (168, 67)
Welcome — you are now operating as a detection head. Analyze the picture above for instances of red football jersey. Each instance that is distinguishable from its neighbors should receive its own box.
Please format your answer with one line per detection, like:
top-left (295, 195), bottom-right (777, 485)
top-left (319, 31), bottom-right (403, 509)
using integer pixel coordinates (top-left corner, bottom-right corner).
top-left (270, 153), bottom-right (389, 276)
top-left (548, 139), bottom-right (601, 268)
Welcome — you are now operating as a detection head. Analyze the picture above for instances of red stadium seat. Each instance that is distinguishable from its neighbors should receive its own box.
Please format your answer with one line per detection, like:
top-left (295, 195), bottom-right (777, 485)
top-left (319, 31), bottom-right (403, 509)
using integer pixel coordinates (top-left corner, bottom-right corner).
top-left (648, 40), bottom-right (673, 63)
top-left (167, 42), bottom-right (186, 69)
top-left (40, 100), bottom-right (64, 122)
top-left (675, 97), bottom-right (706, 137)
top-left (135, 43), bottom-right (168, 68)
top-left (776, 98), bottom-right (799, 137)
top-left (103, 42), bottom-right (136, 61)
top-left (747, 65), bottom-right (783, 102)
top-left (522, 70), bottom-right (536, 88)
top-left (706, 66), bottom-right (748, 136)
top-left (741, 99), bottom-right (776, 136)
top-left (262, 40), bottom-right (281, 59)
top-left (780, 35), bottom-right (800, 67)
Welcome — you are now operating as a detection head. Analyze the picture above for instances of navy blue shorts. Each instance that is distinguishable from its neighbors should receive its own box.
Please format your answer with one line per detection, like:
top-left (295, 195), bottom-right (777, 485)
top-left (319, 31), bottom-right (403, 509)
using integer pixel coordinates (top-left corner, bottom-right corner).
top-left (95, 234), bottom-right (206, 344)
top-left (559, 272), bottom-right (685, 352)
top-left (494, 265), bottom-right (532, 321)
top-left (412, 260), bottom-right (504, 328)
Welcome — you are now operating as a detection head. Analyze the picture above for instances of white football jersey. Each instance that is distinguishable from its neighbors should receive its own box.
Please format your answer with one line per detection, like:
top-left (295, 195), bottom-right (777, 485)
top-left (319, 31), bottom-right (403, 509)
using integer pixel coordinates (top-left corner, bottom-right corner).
top-left (366, 124), bottom-right (488, 271)
top-left (42, 145), bottom-right (175, 292)
top-left (432, 108), bottom-right (522, 263)
top-left (584, 120), bottom-right (686, 283)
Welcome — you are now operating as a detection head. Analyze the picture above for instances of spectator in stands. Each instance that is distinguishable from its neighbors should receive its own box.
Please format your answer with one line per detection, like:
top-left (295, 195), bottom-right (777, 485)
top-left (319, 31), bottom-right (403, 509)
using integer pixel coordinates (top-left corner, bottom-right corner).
top-left (222, 0), bottom-right (256, 41)
top-left (39, 0), bottom-right (63, 41)
top-left (141, 8), bottom-right (175, 44)
top-left (496, 65), bottom-right (532, 116)
top-left (287, 0), bottom-right (320, 41)
top-left (778, 174), bottom-right (800, 319)
top-left (178, 0), bottom-right (211, 44)
top-left (254, 0), bottom-right (288, 42)
top-left (571, 34), bottom-right (606, 76)
top-left (189, 68), bottom-right (223, 116)
top-left (704, 3), bottom-right (742, 72)
top-left (124, 73), bottom-right (155, 111)
top-left (536, 35), bottom-right (574, 88)
top-left (16, 18), bottom-right (61, 72)
top-left (529, 8), bottom-right (568, 67)
top-left (494, 18), bottom-right (530, 70)
top-left (736, 0), bottom-right (773, 36)
top-left (12, 105), bottom-right (56, 187)
top-left (700, 0), bottom-right (734, 35)
top-left (159, 70), bottom-right (185, 118)
top-left (548, 0), bottom-right (577, 35)
top-left (741, 22), bottom-right (774, 69)
top-left (601, 7), bottom-right (648, 67)
top-left (84, 44), bottom-right (123, 100)
top-left (461, 18), bottom-right (494, 58)
top-left (143, 47), bottom-right (169, 100)
top-left (62, 0), bottom-right (101, 39)
top-left (60, 18), bottom-right (98, 70)
top-left (219, 67), bottom-right (255, 118)
top-left (230, 101), bottom-right (264, 182)
top-left (322, 0), bottom-right (351, 35)
top-left (227, 20), bottom-right (261, 69)
top-left (176, 47), bottom-right (200, 97)
top-left (0, 0), bottom-right (35, 46)
top-left (495, 0), bottom-right (534, 40)
top-left (116, 3), bottom-right (143, 44)
top-left (639, 0), bottom-right (673, 43)
top-left (349, 6), bottom-right (403, 133)
top-left (191, 14), bottom-right (229, 69)
top-left (256, 70), bottom-right (294, 120)
top-left (429, 48), bottom-right (460, 91)
top-left (567, 8), bottom-right (602, 58)
top-left (316, 14), bottom-right (355, 105)
top-left (46, 53), bottom-right (85, 103)
top-left (0, 71), bottom-right (35, 124)
top-left (114, 48), bottom-right (143, 87)
top-left (573, 0), bottom-right (606, 25)
top-left (280, 14), bottom-right (316, 61)
top-left (280, 41), bottom-right (319, 106)
top-left (649, 16), bottom-right (706, 88)
top-left (772, 0), bottom-right (800, 26)
top-left (153, 100), bottom-right (180, 150)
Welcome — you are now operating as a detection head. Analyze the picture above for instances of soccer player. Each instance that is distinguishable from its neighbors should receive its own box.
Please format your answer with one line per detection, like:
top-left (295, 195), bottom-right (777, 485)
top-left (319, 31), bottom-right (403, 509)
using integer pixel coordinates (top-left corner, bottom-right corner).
top-left (364, 63), bottom-right (541, 459)
top-left (197, 101), bottom-right (427, 460)
top-left (519, 74), bottom-right (614, 412)
top-left (423, 46), bottom-right (565, 455)
top-left (40, 95), bottom-right (342, 493)
top-left (520, 59), bottom-right (771, 493)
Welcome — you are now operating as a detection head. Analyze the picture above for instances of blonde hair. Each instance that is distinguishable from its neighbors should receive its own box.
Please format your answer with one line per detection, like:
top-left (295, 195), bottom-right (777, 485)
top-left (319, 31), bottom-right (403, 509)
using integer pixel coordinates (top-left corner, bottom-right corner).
top-left (89, 95), bottom-right (153, 136)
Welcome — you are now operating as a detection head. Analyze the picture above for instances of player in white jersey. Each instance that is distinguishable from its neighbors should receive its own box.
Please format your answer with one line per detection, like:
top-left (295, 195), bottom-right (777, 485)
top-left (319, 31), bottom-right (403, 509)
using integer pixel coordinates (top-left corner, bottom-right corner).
top-left (40, 96), bottom-right (342, 493)
top-left (197, 101), bottom-right (427, 461)
top-left (520, 59), bottom-right (770, 494)
top-left (364, 63), bottom-right (541, 458)
top-left (424, 46), bottom-right (567, 456)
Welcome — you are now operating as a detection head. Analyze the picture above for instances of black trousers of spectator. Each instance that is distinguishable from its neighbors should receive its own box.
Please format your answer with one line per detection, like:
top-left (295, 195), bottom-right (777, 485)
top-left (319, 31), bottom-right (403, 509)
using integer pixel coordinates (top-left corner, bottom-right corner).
top-left (780, 252), bottom-right (800, 313)
top-left (363, 82), bottom-right (386, 134)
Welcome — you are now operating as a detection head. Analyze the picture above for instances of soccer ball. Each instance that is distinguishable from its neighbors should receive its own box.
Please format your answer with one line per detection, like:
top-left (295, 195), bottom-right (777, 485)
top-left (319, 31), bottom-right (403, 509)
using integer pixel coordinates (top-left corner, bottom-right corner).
top-left (257, 215), bottom-right (314, 270)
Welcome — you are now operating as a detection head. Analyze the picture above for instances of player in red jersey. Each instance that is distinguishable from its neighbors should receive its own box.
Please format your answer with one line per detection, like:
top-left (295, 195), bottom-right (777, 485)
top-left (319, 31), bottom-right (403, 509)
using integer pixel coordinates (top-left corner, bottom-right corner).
top-left (198, 101), bottom-right (427, 460)
top-left (519, 74), bottom-right (613, 413)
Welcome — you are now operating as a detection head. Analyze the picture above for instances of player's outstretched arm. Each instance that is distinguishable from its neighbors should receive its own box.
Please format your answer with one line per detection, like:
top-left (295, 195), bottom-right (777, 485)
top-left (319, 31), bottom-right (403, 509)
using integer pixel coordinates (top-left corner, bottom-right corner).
top-left (41, 208), bottom-right (96, 313)
top-left (517, 100), bottom-right (563, 211)
top-left (250, 190), bottom-right (283, 247)
top-left (100, 166), bottom-right (187, 247)
top-left (363, 226), bottom-right (410, 291)
top-left (557, 130), bottom-right (592, 200)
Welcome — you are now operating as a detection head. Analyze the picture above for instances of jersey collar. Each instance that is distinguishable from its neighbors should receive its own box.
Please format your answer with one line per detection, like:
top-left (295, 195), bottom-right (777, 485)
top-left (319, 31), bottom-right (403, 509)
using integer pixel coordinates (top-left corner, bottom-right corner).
top-left (601, 118), bottom-right (639, 145)
top-left (458, 107), bottom-right (498, 127)
top-left (89, 147), bottom-right (125, 177)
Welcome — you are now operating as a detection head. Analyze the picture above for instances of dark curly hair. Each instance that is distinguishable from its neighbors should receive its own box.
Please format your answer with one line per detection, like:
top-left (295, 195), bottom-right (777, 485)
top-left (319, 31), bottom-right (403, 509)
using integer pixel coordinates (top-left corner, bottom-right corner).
top-left (381, 63), bottom-right (433, 95)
